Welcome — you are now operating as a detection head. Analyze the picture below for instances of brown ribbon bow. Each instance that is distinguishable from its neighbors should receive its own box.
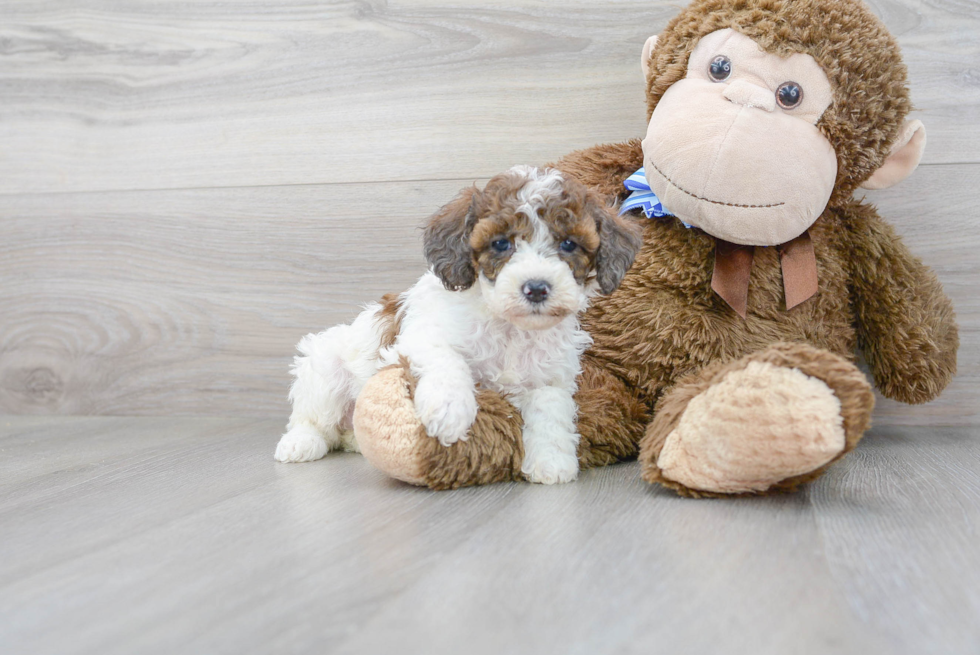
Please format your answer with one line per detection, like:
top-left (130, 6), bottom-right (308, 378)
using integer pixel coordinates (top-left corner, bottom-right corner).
top-left (711, 231), bottom-right (818, 319)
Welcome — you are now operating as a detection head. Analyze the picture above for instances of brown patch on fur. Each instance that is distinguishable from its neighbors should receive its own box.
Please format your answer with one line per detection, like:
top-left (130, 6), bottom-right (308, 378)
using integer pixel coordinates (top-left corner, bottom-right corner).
top-left (469, 211), bottom-right (533, 282)
top-left (466, 169), bottom-right (539, 283)
top-left (560, 244), bottom-right (596, 285)
top-left (548, 146), bottom-right (645, 293)
top-left (424, 187), bottom-right (480, 290)
top-left (638, 342), bottom-right (875, 497)
top-left (375, 292), bottom-right (403, 349)
top-left (545, 209), bottom-right (601, 252)
top-left (541, 185), bottom-right (601, 284)
top-left (592, 201), bottom-right (644, 295)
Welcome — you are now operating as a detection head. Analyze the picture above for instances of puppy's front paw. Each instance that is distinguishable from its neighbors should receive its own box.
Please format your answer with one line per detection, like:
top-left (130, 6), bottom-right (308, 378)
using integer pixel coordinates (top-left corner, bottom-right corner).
top-left (522, 450), bottom-right (579, 485)
top-left (275, 425), bottom-right (329, 462)
top-left (413, 377), bottom-right (478, 446)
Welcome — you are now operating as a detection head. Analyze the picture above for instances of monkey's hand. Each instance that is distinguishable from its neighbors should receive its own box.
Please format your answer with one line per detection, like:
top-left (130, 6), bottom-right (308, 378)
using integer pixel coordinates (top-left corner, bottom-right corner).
top-left (846, 205), bottom-right (958, 404)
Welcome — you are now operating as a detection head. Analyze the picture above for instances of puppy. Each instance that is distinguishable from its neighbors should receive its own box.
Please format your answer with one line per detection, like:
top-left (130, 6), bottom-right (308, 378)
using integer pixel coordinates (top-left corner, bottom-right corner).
top-left (275, 165), bottom-right (642, 483)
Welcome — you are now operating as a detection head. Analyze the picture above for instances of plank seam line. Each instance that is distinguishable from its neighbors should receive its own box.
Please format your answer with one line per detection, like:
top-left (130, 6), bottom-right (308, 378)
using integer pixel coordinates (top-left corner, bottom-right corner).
top-left (0, 176), bottom-right (495, 199)
top-left (0, 161), bottom-right (975, 198)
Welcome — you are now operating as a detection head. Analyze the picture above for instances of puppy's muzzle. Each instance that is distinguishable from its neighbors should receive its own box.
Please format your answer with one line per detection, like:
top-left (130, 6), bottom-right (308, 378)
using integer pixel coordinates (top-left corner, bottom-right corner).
top-left (522, 280), bottom-right (551, 304)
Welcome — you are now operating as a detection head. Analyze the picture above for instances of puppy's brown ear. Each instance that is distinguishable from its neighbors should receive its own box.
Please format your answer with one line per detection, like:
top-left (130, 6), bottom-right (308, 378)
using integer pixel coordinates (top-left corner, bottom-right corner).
top-left (591, 197), bottom-right (643, 294)
top-left (424, 187), bottom-right (480, 290)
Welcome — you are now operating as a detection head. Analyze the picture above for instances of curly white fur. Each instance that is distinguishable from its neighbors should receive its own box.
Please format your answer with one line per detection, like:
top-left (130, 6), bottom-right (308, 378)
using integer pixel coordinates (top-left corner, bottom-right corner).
top-left (276, 166), bottom-right (599, 484)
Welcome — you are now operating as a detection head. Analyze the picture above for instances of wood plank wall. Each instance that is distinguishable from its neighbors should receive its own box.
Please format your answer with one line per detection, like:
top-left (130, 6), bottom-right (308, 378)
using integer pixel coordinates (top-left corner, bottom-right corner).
top-left (1, 0), bottom-right (977, 424)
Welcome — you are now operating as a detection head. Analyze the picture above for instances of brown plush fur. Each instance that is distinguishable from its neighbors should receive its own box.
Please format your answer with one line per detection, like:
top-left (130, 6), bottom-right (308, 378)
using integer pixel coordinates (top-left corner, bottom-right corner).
top-left (354, 0), bottom-right (958, 494)
top-left (556, 136), bottom-right (954, 494)
top-left (416, 387), bottom-right (526, 490)
top-left (565, 139), bottom-right (859, 402)
top-left (574, 355), bottom-right (650, 468)
top-left (843, 201), bottom-right (960, 403)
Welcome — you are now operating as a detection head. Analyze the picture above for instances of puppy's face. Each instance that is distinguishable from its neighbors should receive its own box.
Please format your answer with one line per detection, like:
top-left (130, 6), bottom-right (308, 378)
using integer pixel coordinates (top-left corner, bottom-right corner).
top-left (424, 166), bottom-right (643, 331)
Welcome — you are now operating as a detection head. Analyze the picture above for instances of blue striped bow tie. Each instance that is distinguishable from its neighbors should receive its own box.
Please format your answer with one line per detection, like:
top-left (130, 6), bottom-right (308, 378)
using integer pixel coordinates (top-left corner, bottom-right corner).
top-left (620, 168), bottom-right (692, 228)
top-left (619, 167), bottom-right (673, 218)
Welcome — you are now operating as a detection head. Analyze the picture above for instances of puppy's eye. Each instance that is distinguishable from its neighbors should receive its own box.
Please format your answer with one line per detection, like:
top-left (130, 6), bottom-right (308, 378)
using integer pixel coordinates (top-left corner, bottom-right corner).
top-left (559, 239), bottom-right (578, 253)
top-left (708, 55), bottom-right (732, 82)
top-left (491, 239), bottom-right (511, 253)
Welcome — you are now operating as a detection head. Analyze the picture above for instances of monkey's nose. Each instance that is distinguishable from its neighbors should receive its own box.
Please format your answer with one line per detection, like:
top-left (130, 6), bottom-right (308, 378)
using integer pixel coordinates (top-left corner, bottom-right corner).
top-left (722, 79), bottom-right (776, 112)
top-left (522, 280), bottom-right (550, 304)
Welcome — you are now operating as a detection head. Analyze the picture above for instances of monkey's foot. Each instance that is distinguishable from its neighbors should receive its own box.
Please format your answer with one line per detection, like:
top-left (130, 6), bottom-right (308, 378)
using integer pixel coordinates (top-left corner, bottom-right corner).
top-left (639, 343), bottom-right (874, 496)
top-left (353, 362), bottom-right (525, 490)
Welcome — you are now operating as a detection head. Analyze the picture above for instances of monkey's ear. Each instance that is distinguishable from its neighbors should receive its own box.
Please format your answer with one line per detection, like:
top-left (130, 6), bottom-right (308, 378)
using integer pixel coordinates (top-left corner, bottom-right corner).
top-left (861, 119), bottom-right (927, 190)
top-left (641, 35), bottom-right (658, 79)
top-left (591, 199), bottom-right (643, 294)
top-left (423, 187), bottom-right (479, 291)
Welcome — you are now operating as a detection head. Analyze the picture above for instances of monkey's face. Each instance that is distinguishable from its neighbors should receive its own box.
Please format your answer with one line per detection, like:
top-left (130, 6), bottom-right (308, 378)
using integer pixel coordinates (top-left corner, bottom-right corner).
top-left (642, 29), bottom-right (837, 246)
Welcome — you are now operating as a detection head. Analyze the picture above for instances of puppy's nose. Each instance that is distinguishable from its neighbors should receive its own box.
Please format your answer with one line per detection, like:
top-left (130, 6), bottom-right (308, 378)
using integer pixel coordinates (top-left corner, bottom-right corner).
top-left (522, 280), bottom-right (550, 304)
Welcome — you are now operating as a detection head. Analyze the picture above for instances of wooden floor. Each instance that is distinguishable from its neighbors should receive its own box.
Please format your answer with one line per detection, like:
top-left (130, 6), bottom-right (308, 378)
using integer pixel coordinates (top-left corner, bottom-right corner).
top-left (2, 1), bottom-right (979, 653)
top-left (1, 417), bottom-right (978, 654)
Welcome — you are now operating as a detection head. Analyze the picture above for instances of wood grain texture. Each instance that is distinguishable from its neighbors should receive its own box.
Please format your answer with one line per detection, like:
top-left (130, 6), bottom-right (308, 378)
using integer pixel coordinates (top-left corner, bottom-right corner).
top-left (1, 164), bottom-right (974, 421)
top-left (0, 0), bottom-right (978, 195)
top-left (0, 0), bottom-right (976, 425)
top-left (0, 417), bottom-right (977, 654)
top-left (0, 180), bottom-right (450, 416)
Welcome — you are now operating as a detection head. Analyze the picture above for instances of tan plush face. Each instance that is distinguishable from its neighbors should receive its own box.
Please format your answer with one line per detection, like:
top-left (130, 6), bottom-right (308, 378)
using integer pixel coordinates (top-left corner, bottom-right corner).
top-left (642, 29), bottom-right (837, 246)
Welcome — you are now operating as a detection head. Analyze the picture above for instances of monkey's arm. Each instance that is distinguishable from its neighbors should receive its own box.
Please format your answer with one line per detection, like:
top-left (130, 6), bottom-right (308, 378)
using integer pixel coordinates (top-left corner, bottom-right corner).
top-left (551, 139), bottom-right (644, 202)
top-left (844, 204), bottom-right (958, 404)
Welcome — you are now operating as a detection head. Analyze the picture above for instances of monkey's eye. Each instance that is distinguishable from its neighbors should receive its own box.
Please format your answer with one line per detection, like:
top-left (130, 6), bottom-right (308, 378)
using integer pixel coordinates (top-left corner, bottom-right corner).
top-left (491, 238), bottom-right (512, 253)
top-left (559, 239), bottom-right (578, 253)
top-left (708, 55), bottom-right (732, 82)
top-left (776, 81), bottom-right (804, 109)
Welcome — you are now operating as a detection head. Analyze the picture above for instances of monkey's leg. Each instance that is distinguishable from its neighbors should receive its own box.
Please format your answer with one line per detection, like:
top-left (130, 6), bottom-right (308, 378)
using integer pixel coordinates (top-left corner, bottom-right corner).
top-left (353, 357), bottom-right (647, 489)
top-left (639, 343), bottom-right (874, 497)
top-left (574, 355), bottom-right (649, 468)
top-left (352, 360), bottom-right (523, 490)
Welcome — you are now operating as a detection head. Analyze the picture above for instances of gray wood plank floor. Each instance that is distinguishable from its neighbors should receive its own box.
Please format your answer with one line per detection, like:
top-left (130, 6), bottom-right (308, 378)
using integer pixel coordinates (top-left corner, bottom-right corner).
top-left (1, 417), bottom-right (977, 654)
top-left (1, 1), bottom-right (978, 653)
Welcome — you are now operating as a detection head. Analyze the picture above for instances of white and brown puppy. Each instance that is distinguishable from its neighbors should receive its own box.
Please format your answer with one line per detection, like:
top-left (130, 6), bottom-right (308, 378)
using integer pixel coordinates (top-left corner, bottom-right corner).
top-left (275, 165), bottom-right (641, 483)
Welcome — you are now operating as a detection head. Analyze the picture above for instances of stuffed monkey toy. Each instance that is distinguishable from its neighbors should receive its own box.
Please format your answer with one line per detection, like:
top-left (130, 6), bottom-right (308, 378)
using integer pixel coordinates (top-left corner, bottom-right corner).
top-left (352, 0), bottom-right (959, 496)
